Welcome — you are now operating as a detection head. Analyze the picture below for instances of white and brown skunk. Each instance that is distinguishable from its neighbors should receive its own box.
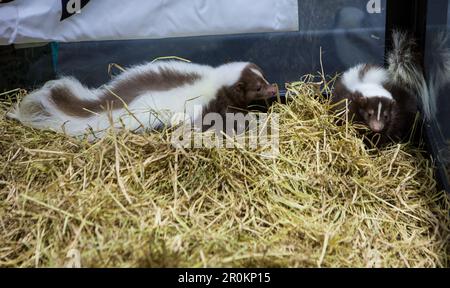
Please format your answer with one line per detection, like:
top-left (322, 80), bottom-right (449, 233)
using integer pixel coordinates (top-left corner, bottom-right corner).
top-left (332, 31), bottom-right (425, 145)
top-left (7, 61), bottom-right (277, 139)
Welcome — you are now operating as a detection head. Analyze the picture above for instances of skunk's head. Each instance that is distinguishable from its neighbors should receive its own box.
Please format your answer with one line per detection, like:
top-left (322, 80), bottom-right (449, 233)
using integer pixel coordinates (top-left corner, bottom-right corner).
top-left (231, 63), bottom-right (278, 105)
top-left (354, 95), bottom-right (396, 133)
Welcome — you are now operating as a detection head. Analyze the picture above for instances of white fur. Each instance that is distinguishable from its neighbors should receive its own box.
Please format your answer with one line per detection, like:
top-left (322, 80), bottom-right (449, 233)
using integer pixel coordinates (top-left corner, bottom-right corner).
top-left (250, 68), bottom-right (269, 84)
top-left (361, 66), bottom-right (389, 85)
top-left (342, 64), bottom-right (393, 100)
top-left (8, 61), bottom-right (252, 139)
top-left (377, 102), bottom-right (382, 121)
top-left (351, 83), bottom-right (392, 99)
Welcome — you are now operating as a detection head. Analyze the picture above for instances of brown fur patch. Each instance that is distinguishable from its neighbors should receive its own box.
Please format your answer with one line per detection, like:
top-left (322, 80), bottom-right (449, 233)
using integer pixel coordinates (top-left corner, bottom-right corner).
top-left (203, 64), bottom-right (272, 116)
top-left (51, 86), bottom-right (103, 117)
top-left (50, 67), bottom-right (201, 118)
top-left (201, 64), bottom-right (275, 131)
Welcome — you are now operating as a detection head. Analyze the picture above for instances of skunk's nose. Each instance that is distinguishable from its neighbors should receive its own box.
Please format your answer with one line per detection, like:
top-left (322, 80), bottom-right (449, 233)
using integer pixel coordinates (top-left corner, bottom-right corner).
top-left (267, 84), bottom-right (278, 97)
top-left (370, 121), bottom-right (385, 133)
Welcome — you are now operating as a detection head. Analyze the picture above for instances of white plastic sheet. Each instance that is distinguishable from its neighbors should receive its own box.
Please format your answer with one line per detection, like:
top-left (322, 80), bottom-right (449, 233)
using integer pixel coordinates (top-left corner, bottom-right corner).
top-left (0, 0), bottom-right (299, 44)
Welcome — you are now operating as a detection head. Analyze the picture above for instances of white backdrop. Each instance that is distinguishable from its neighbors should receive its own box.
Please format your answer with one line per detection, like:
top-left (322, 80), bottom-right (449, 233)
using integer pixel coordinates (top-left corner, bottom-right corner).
top-left (0, 0), bottom-right (299, 45)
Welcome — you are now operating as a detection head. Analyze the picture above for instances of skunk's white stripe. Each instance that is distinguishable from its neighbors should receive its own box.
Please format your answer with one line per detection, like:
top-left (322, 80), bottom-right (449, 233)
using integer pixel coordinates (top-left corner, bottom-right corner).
top-left (250, 68), bottom-right (269, 84)
top-left (361, 66), bottom-right (389, 85)
top-left (342, 64), bottom-right (393, 100)
top-left (341, 64), bottom-right (364, 91)
top-left (352, 83), bottom-right (393, 99)
top-left (377, 102), bottom-right (382, 121)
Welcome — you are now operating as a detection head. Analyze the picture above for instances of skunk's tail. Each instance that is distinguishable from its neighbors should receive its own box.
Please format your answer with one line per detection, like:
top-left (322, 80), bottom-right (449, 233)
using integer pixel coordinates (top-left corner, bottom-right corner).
top-left (6, 77), bottom-right (112, 137)
top-left (386, 30), bottom-right (431, 120)
top-left (387, 30), bottom-right (450, 121)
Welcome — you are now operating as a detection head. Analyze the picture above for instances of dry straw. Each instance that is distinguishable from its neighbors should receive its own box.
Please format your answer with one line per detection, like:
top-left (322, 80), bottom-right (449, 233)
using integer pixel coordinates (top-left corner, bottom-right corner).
top-left (0, 76), bottom-right (449, 267)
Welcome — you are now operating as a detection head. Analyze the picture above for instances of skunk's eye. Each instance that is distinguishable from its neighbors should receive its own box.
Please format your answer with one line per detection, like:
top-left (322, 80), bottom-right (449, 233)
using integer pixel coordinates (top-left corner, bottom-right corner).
top-left (256, 85), bottom-right (262, 92)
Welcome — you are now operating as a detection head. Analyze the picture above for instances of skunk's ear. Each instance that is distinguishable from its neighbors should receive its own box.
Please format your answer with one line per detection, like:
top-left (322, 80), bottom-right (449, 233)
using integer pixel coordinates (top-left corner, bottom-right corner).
top-left (234, 82), bottom-right (244, 93)
top-left (390, 99), bottom-right (397, 108)
top-left (353, 93), bottom-right (367, 106)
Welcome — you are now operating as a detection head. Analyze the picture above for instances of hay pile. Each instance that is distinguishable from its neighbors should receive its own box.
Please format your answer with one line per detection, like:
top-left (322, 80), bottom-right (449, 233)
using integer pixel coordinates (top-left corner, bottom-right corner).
top-left (0, 77), bottom-right (449, 268)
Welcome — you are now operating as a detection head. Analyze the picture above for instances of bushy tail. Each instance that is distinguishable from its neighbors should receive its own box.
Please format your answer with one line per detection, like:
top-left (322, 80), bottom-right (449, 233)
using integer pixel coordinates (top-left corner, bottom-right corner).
top-left (388, 30), bottom-right (450, 121)
top-left (6, 77), bottom-right (106, 137)
top-left (386, 30), bottom-right (431, 120)
top-left (7, 79), bottom-right (66, 130)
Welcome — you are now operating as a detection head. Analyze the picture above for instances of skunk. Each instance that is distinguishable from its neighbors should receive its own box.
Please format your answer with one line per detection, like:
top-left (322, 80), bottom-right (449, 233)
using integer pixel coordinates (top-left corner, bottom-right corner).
top-left (7, 61), bottom-right (277, 139)
top-left (333, 63), bottom-right (417, 144)
top-left (332, 31), bottom-right (423, 145)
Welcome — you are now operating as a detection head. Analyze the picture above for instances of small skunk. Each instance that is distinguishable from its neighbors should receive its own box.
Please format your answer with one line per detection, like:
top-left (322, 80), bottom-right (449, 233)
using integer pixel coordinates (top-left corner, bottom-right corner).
top-left (332, 31), bottom-right (421, 145)
top-left (7, 61), bottom-right (277, 139)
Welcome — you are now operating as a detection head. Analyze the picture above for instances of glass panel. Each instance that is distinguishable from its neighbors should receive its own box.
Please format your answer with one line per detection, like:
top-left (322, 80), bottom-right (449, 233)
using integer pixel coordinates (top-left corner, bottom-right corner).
top-left (424, 0), bottom-right (450, 189)
top-left (0, 43), bottom-right (54, 93)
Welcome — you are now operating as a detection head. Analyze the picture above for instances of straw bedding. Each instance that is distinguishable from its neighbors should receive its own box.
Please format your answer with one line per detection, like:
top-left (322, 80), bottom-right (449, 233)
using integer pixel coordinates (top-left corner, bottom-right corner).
top-left (0, 76), bottom-right (449, 268)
